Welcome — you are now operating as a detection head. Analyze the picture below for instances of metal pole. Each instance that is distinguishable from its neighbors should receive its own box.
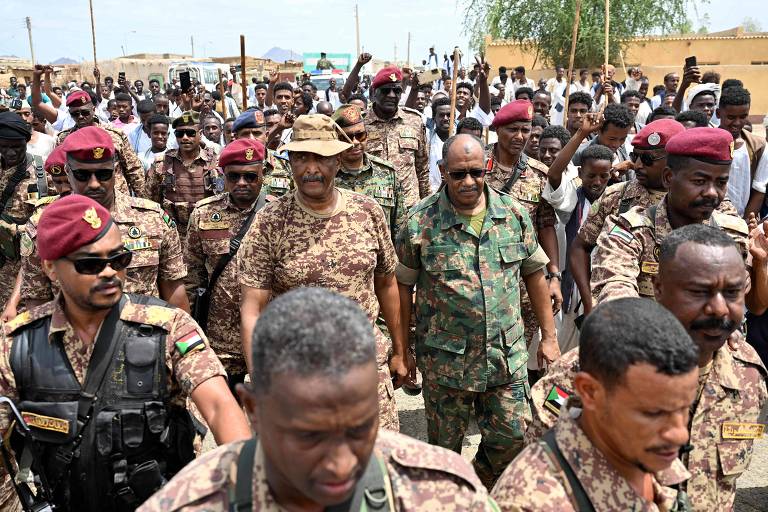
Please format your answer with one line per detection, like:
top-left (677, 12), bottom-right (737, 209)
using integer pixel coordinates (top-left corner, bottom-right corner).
top-left (240, 35), bottom-right (248, 111)
top-left (355, 4), bottom-right (360, 58)
top-left (88, 0), bottom-right (97, 67)
top-left (407, 32), bottom-right (411, 68)
top-left (217, 68), bottom-right (227, 118)
top-left (604, 0), bottom-right (610, 69)
top-left (448, 47), bottom-right (460, 136)
top-left (563, 0), bottom-right (583, 127)
top-left (191, 35), bottom-right (195, 58)
top-left (25, 17), bottom-right (35, 65)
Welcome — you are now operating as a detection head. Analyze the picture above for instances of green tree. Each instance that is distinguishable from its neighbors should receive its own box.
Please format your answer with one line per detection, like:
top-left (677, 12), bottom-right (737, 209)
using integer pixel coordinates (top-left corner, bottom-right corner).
top-left (463, 0), bottom-right (697, 69)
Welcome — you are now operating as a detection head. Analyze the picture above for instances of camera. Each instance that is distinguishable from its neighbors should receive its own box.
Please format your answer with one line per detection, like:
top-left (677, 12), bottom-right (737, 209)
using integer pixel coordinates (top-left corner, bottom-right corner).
top-left (9, 98), bottom-right (23, 111)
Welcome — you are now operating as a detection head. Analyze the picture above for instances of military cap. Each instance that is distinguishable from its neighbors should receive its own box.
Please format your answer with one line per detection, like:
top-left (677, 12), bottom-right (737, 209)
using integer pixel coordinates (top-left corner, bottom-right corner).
top-left (279, 114), bottom-right (352, 156)
top-left (37, 195), bottom-right (113, 261)
top-left (666, 127), bottom-right (734, 164)
top-left (232, 109), bottom-right (266, 133)
top-left (172, 110), bottom-right (200, 128)
top-left (45, 145), bottom-right (67, 176)
top-left (372, 66), bottom-right (403, 90)
top-left (491, 99), bottom-right (534, 128)
top-left (331, 104), bottom-right (364, 128)
top-left (0, 111), bottom-right (32, 141)
top-left (219, 138), bottom-right (266, 168)
top-left (633, 119), bottom-right (685, 150)
top-left (65, 90), bottom-right (92, 107)
top-left (62, 125), bottom-right (115, 163)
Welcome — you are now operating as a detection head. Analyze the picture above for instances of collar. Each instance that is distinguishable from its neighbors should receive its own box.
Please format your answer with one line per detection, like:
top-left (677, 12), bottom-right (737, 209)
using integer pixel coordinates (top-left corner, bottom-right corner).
top-left (339, 154), bottom-right (373, 177)
top-left (252, 441), bottom-right (288, 511)
top-left (110, 191), bottom-right (133, 223)
top-left (366, 105), bottom-right (403, 124)
top-left (710, 345), bottom-right (745, 391)
top-left (224, 191), bottom-right (264, 213)
top-left (438, 184), bottom-right (508, 231)
top-left (169, 145), bottom-right (212, 164)
top-left (49, 294), bottom-right (70, 341)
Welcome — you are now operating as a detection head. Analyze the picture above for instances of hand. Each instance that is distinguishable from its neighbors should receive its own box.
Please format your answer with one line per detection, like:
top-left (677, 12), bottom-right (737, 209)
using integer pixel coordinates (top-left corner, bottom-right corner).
top-left (278, 112), bottom-right (295, 130)
top-left (357, 52), bottom-right (372, 66)
top-left (549, 278), bottom-right (563, 315)
top-left (1, 304), bottom-right (17, 323)
top-left (537, 333), bottom-right (560, 369)
top-left (747, 212), bottom-right (759, 232)
top-left (577, 112), bottom-right (604, 136)
top-left (611, 160), bottom-right (635, 180)
top-left (631, 67), bottom-right (643, 80)
top-left (389, 353), bottom-right (412, 389)
top-left (682, 65), bottom-right (701, 86)
top-left (191, 93), bottom-right (203, 112)
top-left (409, 71), bottom-right (420, 88)
top-left (268, 70), bottom-right (279, 83)
top-left (474, 53), bottom-right (490, 83)
top-left (33, 64), bottom-right (45, 81)
top-left (180, 92), bottom-right (192, 110)
top-left (748, 219), bottom-right (768, 264)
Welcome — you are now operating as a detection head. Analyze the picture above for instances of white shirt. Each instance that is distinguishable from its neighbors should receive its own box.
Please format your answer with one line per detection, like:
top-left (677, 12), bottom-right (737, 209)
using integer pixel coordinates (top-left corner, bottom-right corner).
top-left (726, 143), bottom-right (752, 216)
top-left (750, 148), bottom-right (768, 194)
top-left (511, 78), bottom-right (535, 94)
top-left (571, 80), bottom-right (592, 94)
top-left (140, 148), bottom-right (166, 172)
top-left (26, 133), bottom-right (56, 160)
top-left (428, 129), bottom-right (445, 192)
top-left (127, 124), bottom-right (152, 157)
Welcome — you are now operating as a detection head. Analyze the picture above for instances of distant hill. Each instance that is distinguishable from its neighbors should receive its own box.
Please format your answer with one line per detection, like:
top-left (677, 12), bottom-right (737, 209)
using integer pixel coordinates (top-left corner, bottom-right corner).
top-left (51, 57), bottom-right (78, 65)
top-left (262, 47), bottom-right (302, 63)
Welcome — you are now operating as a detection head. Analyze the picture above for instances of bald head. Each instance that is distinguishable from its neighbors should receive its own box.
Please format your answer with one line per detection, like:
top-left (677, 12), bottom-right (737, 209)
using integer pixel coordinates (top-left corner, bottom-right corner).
top-left (315, 101), bottom-right (334, 116)
top-left (441, 133), bottom-right (484, 164)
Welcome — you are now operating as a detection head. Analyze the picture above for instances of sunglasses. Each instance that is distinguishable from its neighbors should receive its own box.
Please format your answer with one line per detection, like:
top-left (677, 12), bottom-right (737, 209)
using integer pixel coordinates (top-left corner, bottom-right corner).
top-left (70, 109), bottom-right (92, 118)
top-left (345, 131), bottom-right (368, 143)
top-left (630, 152), bottom-right (666, 166)
top-left (225, 172), bottom-right (261, 183)
top-left (447, 168), bottom-right (486, 181)
top-left (379, 87), bottom-right (403, 96)
top-left (174, 128), bottom-right (197, 138)
top-left (65, 251), bottom-right (133, 275)
top-left (71, 168), bottom-right (114, 182)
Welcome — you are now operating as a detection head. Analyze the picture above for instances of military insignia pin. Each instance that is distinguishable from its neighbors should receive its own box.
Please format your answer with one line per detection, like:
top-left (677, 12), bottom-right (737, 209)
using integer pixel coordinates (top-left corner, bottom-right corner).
top-left (128, 226), bottom-right (142, 239)
top-left (82, 207), bottom-right (102, 229)
top-left (648, 133), bottom-right (661, 146)
top-left (210, 212), bottom-right (222, 222)
top-left (80, 97), bottom-right (88, 105)
top-left (93, 147), bottom-right (105, 159)
top-left (245, 148), bottom-right (254, 161)
top-left (389, 73), bottom-right (397, 82)
top-left (654, 245), bottom-right (660, 259)
top-left (527, 105), bottom-right (534, 117)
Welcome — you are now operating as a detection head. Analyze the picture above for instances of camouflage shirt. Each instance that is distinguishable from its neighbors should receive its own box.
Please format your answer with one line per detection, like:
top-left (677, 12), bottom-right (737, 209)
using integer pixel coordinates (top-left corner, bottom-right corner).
top-left (336, 152), bottom-right (407, 241)
top-left (364, 106), bottom-right (430, 208)
top-left (138, 429), bottom-right (498, 512)
top-left (483, 144), bottom-right (556, 231)
top-left (261, 149), bottom-right (293, 199)
top-left (185, 192), bottom-right (265, 376)
top-left (591, 197), bottom-right (749, 303)
top-left (493, 404), bottom-right (690, 512)
top-left (56, 122), bottom-right (147, 197)
top-left (396, 185), bottom-right (549, 392)
top-left (20, 192), bottom-right (187, 303)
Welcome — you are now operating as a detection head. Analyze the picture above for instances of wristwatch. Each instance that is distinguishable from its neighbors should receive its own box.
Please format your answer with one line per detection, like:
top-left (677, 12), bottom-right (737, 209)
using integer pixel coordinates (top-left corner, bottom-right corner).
top-left (546, 271), bottom-right (563, 281)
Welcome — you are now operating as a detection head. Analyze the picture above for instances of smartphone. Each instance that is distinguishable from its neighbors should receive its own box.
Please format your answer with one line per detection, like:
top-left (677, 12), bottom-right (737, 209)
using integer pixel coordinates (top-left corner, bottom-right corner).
top-left (685, 56), bottom-right (697, 69)
top-left (118, 71), bottom-right (126, 80)
top-left (179, 71), bottom-right (191, 93)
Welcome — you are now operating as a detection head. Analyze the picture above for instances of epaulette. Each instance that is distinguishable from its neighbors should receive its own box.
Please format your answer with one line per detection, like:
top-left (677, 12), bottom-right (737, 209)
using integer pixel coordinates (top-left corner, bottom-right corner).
top-left (527, 157), bottom-right (550, 175)
top-left (712, 211), bottom-right (749, 235)
top-left (122, 301), bottom-right (176, 330)
top-left (619, 206), bottom-right (653, 229)
top-left (400, 106), bottom-right (422, 116)
top-left (407, 192), bottom-right (440, 217)
top-left (127, 195), bottom-right (163, 213)
top-left (4, 302), bottom-right (56, 335)
top-left (194, 193), bottom-right (226, 209)
top-left (732, 342), bottom-right (768, 376)
top-left (367, 153), bottom-right (396, 171)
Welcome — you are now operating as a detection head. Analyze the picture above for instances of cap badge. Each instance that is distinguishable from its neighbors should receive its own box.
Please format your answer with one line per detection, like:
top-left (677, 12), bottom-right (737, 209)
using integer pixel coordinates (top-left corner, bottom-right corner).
top-left (50, 166), bottom-right (63, 176)
top-left (83, 207), bottom-right (102, 230)
top-left (245, 148), bottom-right (254, 161)
top-left (343, 107), bottom-right (359, 123)
top-left (183, 114), bottom-right (190, 123)
top-left (527, 105), bottom-right (534, 117)
top-left (648, 132), bottom-right (661, 146)
top-left (93, 147), bottom-right (105, 159)
top-left (389, 73), bottom-right (397, 82)
top-left (80, 97), bottom-right (88, 105)
top-left (210, 212), bottom-right (222, 222)
top-left (128, 226), bottom-right (142, 239)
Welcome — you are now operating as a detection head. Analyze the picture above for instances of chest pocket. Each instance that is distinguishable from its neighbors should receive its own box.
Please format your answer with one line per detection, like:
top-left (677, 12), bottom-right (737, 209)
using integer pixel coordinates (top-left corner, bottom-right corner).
top-left (422, 246), bottom-right (463, 273)
top-left (512, 178), bottom-right (541, 204)
top-left (499, 241), bottom-right (527, 266)
top-left (398, 135), bottom-right (419, 152)
top-left (717, 440), bottom-right (753, 481)
top-left (200, 236), bottom-right (230, 255)
top-left (366, 133), bottom-right (383, 154)
top-left (123, 233), bottom-right (161, 269)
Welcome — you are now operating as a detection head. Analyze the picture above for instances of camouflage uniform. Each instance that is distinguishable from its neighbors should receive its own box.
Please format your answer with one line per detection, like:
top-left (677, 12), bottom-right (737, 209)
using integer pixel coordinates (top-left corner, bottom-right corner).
top-left (591, 197), bottom-right (749, 303)
top-left (238, 188), bottom-right (400, 430)
top-left (20, 191), bottom-right (187, 304)
top-left (492, 402), bottom-right (691, 512)
top-left (146, 145), bottom-right (223, 238)
top-left (0, 294), bottom-right (227, 512)
top-left (396, 185), bottom-right (549, 489)
top-left (483, 144), bottom-right (557, 347)
top-left (185, 192), bottom-right (265, 377)
top-left (56, 122), bottom-right (147, 197)
top-left (525, 344), bottom-right (767, 510)
top-left (0, 156), bottom-right (53, 309)
top-left (364, 106), bottom-right (430, 207)
top-left (260, 149), bottom-right (293, 199)
top-left (138, 429), bottom-right (498, 511)
top-left (336, 152), bottom-right (407, 241)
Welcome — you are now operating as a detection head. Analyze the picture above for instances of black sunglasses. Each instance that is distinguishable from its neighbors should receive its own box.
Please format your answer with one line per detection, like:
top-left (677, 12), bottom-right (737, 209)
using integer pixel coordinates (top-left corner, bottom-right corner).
top-left (226, 172), bottom-right (261, 183)
top-left (174, 128), bottom-right (197, 138)
top-left (69, 109), bottom-right (92, 118)
top-left (65, 251), bottom-right (133, 275)
top-left (447, 168), bottom-right (486, 181)
top-left (379, 87), bottom-right (403, 96)
top-left (345, 131), bottom-right (368, 143)
top-left (70, 168), bottom-right (114, 182)
top-left (630, 152), bottom-right (665, 166)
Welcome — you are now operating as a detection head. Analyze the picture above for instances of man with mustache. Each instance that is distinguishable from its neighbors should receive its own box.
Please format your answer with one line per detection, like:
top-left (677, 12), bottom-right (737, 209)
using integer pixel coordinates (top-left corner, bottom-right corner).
top-left (526, 224), bottom-right (767, 510)
top-left (19, 126), bottom-right (190, 312)
top-left (0, 194), bottom-right (249, 511)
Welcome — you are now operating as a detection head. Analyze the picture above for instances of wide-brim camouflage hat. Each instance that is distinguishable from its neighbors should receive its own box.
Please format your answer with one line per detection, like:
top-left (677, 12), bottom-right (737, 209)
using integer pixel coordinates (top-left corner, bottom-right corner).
top-left (279, 114), bottom-right (352, 156)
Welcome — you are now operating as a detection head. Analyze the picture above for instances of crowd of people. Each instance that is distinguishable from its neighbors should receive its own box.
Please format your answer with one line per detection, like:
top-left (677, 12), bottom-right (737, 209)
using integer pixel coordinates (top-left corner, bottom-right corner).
top-left (0, 45), bottom-right (765, 511)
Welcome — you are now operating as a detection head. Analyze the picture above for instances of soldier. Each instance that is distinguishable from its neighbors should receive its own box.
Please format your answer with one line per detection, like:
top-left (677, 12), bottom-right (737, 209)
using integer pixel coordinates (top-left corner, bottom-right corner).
top-left (484, 100), bottom-right (561, 349)
top-left (590, 128), bottom-right (768, 310)
top-left (20, 126), bottom-right (190, 312)
top-left (238, 115), bottom-right (412, 432)
top-left (396, 134), bottom-right (560, 489)
top-left (140, 288), bottom-right (497, 512)
top-left (0, 195), bottom-right (250, 511)
top-left (526, 225), bottom-right (767, 510)
top-left (231, 109), bottom-right (292, 199)
top-left (333, 104), bottom-right (407, 240)
top-left (0, 112), bottom-right (52, 311)
top-left (364, 66), bottom-right (429, 208)
top-left (185, 138), bottom-right (267, 392)
top-left (56, 90), bottom-right (146, 197)
top-left (146, 111), bottom-right (223, 239)
top-left (493, 298), bottom-right (699, 511)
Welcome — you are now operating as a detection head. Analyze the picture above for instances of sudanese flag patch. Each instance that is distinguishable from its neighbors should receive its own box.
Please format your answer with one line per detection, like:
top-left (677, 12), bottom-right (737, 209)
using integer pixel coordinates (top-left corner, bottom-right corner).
top-left (544, 385), bottom-right (570, 416)
top-left (175, 331), bottom-right (205, 356)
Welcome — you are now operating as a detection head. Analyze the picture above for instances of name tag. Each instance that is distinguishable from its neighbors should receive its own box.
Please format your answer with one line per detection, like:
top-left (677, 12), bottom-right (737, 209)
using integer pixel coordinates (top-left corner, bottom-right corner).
top-left (722, 422), bottom-right (765, 440)
top-left (22, 411), bottom-right (70, 434)
top-left (640, 261), bottom-right (659, 274)
top-left (123, 237), bottom-right (152, 251)
top-left (270, 178), bottom-right (291, 189)
top-left (199, 220), bottom-right (230, 231)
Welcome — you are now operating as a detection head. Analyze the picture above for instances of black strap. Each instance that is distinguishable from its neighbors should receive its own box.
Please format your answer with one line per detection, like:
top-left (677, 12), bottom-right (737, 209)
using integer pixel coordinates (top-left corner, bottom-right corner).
top-left (500, 153), bottom-right (529, 194)
top-left (617, 182), bottom-right (632, 214)
top-left (231, 438), bottom-right (257, 512)
top-left (541, 429), bottom-right (595, 512)
top-left (0, 156), bottom-right (31, 223)
top-left (32, 155), bottom-right (48, 199)
top-left (326, 452), bottom-right (391, 512)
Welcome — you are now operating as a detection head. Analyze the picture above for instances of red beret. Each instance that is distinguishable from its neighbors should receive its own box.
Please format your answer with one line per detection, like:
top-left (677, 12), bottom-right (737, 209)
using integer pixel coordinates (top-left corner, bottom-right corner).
top-left (372, 66), bottom-right (402, 90)
top-left (37, 195), bottom-right (113, 261)
top-left (666, 127), bottom-right (734, 164)
top-left (633, 119), bottom-right (686, 150)
top-left (62, 126), bottom-right (115, 163)
top-left (45, 145), bottom-right (67, 176)
top-left (491, 100), bottom-right (534, 128)
top-left (218, 139), bottom-right (266, 168)
top-left (66, 90), bottom-right (92, 107)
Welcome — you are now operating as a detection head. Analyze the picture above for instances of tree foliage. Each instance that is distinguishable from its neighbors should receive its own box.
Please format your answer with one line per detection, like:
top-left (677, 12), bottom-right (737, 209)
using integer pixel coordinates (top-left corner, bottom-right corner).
top-left (463, 0), bottom-right (696, 69)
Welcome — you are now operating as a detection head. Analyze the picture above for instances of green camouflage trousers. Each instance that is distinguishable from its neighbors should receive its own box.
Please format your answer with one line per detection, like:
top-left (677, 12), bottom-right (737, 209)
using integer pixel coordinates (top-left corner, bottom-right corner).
top-left (423, 375), bottom-right (532, 490)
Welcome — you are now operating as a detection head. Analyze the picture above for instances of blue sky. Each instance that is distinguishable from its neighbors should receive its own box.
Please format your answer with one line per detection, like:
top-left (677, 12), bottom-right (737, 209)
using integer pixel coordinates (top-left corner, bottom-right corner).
top-left (0, 0), bottom-right (766, 64)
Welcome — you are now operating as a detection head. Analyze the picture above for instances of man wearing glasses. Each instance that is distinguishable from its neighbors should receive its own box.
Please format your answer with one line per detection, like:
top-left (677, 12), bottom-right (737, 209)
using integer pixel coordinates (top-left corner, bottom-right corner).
top-left (184, 138), bottom-right (267, 395)
top-left (20, 126), bottom-right (190, 313)
top-left (395, 133), bottom-right (560, 490)
top-left (364, 66), bottom-right (429, 209)
top-left (146, 111), bottom-right (223, 241)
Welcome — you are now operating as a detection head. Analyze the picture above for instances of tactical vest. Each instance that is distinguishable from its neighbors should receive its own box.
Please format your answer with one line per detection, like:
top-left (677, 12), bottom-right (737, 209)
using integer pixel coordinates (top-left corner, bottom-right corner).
top-left (160, 152), bottom-right (223, 227)
top-left (9, 295), bottom-right (196, 511)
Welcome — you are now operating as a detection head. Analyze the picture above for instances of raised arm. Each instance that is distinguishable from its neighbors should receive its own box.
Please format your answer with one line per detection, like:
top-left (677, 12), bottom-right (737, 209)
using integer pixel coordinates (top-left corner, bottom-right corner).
top-left (548, 112), bottom-right (603, 190)
top-left (341, 53), bottom-right (371, 103)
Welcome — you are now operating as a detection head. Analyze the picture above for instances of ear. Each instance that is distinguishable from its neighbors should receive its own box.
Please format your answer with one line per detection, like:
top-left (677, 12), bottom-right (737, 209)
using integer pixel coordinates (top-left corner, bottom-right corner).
top-left (715, 107), bottom-right (721, 118)
top-left (236, 383), bottom-right (260, 434)
top-left (662, 165), bottom-right (673, 189)
top-left (42, 259), bottom-right (58, 284)
top-left (574, 371), bottom-right (604, 412)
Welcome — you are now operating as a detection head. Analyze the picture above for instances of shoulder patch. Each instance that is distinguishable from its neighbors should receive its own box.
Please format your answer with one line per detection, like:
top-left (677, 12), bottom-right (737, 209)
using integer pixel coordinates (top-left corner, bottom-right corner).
top-left (194, 193), bottom-right (226, 209)
top-left (608, 224), bottom-right (635, 244)
top-left (127, 196), bottom-right (163, 213)
top-left (712, 212), bottom-right (749, 235)
top-left (161, 211), bottom-right (177, 228)
top-left (619, 207), bottom-right (653, 229)
top-left (400, 106), bottom-right (422, 117)
top-left (123, 301), bottom-right (176, 330)
top-left (175, 330), bottom-right (205, 356)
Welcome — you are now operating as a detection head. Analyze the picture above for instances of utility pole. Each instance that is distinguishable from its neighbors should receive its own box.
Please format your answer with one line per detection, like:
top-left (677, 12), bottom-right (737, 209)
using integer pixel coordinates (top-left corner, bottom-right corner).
top-left (406, 32), bottom-right (411, 68)
top-left (394, 43), bottom-right (397, 65)
top-left (191, 35), bottom-right (195, 58)
top-left (25, 17), bottom-right (35, 65)
top-left (354, 4), bottom-right (360, 58)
